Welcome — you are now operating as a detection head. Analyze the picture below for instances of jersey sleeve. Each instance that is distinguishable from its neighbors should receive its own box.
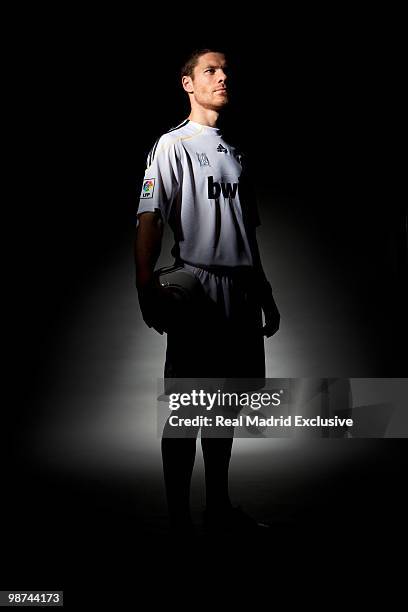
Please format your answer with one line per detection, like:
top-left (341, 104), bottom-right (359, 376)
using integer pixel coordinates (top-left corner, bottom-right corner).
top-left (246, 151), bottom-right (261, 228)
top-left (252, 195), bottom-right (261, 228)
top-left (238, 150), bottom-right (262, 229)
top-left (136, 135), bottom-right (181, 226)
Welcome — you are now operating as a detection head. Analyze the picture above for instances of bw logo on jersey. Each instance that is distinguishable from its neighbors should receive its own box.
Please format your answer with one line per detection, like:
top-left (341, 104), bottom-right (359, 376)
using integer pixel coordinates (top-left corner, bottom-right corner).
top-left (207, 176), bottom-right (238, 199)
top-left (141, 178), bottom-right (155, 199)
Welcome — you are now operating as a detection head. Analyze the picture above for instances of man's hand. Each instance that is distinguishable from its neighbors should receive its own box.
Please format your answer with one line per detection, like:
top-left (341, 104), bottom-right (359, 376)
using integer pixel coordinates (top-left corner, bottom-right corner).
top-left (137, 284), bottom-right (168, 335)
top-left (259, 283), bottom-right (280, 338)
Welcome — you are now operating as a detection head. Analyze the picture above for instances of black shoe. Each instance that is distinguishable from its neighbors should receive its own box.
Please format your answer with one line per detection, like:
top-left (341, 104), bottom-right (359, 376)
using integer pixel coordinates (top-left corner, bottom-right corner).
top-left (203, 506), bottom-right (270, 533)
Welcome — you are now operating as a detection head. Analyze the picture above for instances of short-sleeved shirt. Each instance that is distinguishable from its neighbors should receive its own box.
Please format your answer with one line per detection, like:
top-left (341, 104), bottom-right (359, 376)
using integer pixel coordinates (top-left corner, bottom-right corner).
top-left (137, 119), bottom-right (265, 381)
top-left (137, 119), bottom-right (261, 269)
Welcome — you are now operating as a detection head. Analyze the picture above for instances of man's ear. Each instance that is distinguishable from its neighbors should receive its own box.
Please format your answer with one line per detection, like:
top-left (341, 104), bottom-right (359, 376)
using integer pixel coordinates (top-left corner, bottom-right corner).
top-left (182, 75), bottom-right (194, 94)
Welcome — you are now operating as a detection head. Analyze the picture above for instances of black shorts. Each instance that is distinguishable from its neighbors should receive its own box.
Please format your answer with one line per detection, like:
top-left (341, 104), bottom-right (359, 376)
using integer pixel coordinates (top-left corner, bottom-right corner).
top-left (164, 269), bottom-right (265, 384)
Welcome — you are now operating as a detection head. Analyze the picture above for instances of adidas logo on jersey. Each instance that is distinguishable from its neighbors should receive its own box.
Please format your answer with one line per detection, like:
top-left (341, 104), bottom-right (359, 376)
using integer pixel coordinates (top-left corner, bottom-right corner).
top-left (207, 176), bottom-right (238, 199)
top-left (217, 144), bottom-right (228, 153)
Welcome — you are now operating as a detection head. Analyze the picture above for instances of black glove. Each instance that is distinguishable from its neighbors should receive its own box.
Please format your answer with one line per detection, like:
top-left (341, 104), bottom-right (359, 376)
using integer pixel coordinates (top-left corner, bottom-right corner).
top-left (137, 284), bottom-right (170, 335)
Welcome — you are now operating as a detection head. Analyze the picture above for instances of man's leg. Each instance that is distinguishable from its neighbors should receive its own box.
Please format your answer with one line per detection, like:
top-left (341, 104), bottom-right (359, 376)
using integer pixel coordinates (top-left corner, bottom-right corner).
top-left (161, 436), bottom-right (197, 529)
top-left (161, 318), bottom-right (202, 530)
top-left (200, 316), bottom-right (270, 531)
top-left (201, 435), bottom-right (234, 513)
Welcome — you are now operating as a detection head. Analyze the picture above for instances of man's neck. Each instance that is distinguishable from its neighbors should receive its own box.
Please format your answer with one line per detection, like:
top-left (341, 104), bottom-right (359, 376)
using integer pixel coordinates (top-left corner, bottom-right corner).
top-left (188, 108), bottom-right (220, 128)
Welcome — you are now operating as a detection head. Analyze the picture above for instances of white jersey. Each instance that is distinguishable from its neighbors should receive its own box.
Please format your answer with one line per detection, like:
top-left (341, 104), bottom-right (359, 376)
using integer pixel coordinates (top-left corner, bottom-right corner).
top-left (137, 119), bottom-right (260, 269)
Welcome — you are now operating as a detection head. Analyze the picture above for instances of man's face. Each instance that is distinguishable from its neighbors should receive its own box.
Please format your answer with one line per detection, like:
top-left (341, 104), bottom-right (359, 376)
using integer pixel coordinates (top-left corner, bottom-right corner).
top-left (186, 52), bottom-right (229, 110)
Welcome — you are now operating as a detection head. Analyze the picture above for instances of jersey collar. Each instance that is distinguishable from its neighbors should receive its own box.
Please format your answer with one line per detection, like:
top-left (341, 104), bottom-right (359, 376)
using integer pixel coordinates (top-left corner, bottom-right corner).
top-left (187, 120), bottom-right (222, 136)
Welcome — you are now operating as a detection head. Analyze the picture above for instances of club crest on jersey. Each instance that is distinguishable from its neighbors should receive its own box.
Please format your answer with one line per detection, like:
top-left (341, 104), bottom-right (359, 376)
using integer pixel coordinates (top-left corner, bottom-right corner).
top-left (141, 178), bottom-right (155, 199)
top-left (217, 143), bottom-right (228, 153)
top-left (196, 152), bottom-right (210, 167)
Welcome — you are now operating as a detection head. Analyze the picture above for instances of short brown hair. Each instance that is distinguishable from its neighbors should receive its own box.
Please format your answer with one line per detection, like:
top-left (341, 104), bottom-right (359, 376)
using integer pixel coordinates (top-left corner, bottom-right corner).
top-left (180, 48), bottom-right (226, 79)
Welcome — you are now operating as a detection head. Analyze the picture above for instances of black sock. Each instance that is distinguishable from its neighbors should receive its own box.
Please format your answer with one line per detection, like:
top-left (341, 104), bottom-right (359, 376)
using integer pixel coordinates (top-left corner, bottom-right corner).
top-left (201, 436), bottom-right (234, 513)
top-left (161, 437), bottom-right (197, 525)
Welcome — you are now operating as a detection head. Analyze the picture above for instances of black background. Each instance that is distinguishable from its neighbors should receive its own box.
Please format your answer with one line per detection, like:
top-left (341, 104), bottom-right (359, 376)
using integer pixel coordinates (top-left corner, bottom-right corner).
top-left (10, 20), bottom-right (406, 390)
top-left (4, 10), bottom-right (407, 603)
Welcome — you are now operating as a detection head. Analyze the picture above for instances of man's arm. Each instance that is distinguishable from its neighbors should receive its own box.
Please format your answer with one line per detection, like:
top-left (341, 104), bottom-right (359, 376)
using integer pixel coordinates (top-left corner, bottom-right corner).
top-left (134, 211), bottom-right (165, 332)
top-left (249, 231), bottom-right (281, 339)
top-left (134, 211), bottom-right (163, 289)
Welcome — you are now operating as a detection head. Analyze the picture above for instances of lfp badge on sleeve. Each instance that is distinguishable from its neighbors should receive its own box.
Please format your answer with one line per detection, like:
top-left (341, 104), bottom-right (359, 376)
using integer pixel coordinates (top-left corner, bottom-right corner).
top-left (141, 178), bottom-right (155, 199)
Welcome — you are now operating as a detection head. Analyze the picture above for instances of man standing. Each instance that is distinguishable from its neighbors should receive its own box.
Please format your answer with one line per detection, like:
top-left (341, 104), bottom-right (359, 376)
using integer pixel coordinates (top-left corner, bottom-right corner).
top-left (135, 49), bottom-right (280, 533)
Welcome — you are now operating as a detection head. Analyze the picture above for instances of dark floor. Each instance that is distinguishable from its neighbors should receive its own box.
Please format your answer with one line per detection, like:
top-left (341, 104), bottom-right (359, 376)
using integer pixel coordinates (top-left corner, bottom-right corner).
top-left (2, 438), bottom-right (407, 606)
